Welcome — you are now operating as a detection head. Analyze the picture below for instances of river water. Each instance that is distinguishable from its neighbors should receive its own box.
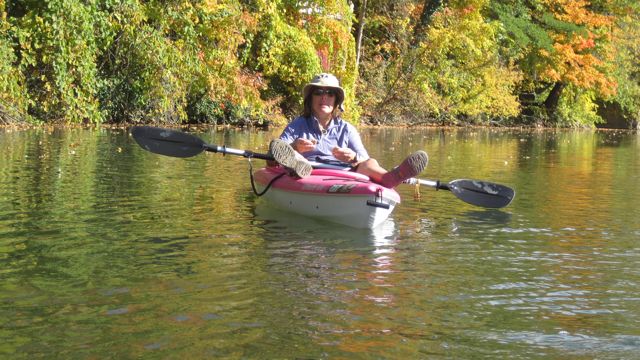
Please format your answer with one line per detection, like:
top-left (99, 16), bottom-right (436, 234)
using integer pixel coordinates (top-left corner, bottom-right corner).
top-left (1, 127), bottom-right (639, 359)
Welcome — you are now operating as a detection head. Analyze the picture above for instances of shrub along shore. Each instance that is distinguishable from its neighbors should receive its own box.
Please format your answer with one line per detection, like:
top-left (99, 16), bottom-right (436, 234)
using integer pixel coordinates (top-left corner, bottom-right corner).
top-left (1, 1), bottom-right (639, 129)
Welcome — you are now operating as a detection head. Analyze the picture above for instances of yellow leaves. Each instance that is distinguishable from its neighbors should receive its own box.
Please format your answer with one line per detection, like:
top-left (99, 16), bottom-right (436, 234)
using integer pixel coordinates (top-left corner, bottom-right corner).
top-left (201, 0), bottom-right (223, 13)
top-left (414, 4), bottom-right (522, 118)
top-left (0, 6), bottom-right (6, 28)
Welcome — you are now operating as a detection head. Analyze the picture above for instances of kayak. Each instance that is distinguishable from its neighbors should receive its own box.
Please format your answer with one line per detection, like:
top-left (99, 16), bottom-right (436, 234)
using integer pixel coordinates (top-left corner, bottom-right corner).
top-left (252, 166), bottom-right (401, 229)
top-left (130, 126), bottom-right (516, 226)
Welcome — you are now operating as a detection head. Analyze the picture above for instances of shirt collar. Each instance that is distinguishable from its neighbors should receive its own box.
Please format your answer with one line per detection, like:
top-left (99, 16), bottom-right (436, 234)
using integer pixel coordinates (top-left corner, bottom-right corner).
top-left (309, 115), bottom-right (338, 132)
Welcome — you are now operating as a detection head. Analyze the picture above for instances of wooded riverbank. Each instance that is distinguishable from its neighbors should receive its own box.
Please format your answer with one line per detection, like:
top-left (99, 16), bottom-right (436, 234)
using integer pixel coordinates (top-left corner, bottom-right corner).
top-left (1, 1), bottom-right (639, 129)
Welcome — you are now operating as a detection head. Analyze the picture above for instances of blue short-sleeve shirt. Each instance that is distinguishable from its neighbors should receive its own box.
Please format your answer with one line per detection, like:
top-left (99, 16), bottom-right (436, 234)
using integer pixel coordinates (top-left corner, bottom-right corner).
top-left (279, 116), bottom-right (370, 163)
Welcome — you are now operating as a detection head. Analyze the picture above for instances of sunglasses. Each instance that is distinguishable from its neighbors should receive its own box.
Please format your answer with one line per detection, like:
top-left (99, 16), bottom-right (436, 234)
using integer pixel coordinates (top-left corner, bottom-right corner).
top-left (312, 88), bottom-right (337, 97)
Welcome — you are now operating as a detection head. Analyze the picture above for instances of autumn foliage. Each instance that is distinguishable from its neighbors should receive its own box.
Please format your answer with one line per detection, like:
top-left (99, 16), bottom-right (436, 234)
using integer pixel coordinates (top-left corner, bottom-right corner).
top-left (0, 0), bottom-right (639, 127)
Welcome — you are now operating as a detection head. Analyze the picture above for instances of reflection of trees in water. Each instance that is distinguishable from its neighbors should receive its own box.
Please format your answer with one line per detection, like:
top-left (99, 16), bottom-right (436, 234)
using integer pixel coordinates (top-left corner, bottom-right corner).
top-left (3, 127), bottom-right (638, 357)
top-left (449, 209), bottom-right (513, 236)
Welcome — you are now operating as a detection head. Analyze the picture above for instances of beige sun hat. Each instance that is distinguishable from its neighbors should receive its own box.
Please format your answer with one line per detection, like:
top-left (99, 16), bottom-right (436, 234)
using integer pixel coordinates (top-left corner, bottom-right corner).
top-left (302, 73), bottom-right (345, 109)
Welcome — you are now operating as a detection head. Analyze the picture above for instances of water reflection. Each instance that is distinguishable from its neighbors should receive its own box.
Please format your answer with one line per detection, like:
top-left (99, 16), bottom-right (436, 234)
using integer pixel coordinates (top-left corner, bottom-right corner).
top-left (2, 127), bottom-right (640, 358)
top-left (449, 209), bottom-right (513, 235)
top-left (253, 203), bottom-right (416, 353)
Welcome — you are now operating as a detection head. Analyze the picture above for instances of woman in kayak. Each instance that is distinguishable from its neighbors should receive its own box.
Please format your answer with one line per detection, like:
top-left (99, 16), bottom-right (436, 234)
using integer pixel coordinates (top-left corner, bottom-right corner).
top-left (269, 73), bottom-right (428, 188)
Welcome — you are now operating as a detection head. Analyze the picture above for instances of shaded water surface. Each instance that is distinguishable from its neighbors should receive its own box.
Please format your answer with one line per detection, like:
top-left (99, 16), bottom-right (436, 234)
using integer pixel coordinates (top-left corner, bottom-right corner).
top-left (1, 127), bottom-right (639, 358)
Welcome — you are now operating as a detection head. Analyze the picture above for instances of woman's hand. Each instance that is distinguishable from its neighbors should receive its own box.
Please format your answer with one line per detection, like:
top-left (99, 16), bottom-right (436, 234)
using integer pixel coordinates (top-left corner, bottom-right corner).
top-left (292, 138), bottom-right (317, 153)
top-left (332, 147), bottom-right (357, 163)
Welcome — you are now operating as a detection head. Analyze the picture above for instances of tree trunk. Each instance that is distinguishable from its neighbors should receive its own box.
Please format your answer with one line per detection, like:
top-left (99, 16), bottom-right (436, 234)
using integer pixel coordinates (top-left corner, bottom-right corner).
top-left (354, 0), bottom-right (368, 70)
top-left (544, 82), bottom-right (566, 116)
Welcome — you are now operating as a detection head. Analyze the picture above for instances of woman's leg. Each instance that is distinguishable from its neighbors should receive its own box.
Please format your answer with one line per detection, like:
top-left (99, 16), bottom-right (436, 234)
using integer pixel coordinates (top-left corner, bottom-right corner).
top-left (268, 139), bottom-right (313, 178)
top-left (356, 151), bottom-right (428, 188)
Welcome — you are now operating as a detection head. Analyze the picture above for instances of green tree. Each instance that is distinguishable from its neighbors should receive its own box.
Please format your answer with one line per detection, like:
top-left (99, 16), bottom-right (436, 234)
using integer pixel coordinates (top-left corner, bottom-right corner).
top-left (99, 0), bottom-right (263, 125)
top-left (1, 0), bottom-right (637, 127)
top-left (0, 0), bottom-right (28, 123)
top-left (488, 0), bottom-right (617, 126)
top-left (245, 0), bottom-right (357, 120)
top-left (357, 0), bottom-right (521, 124)
top-left (416, 1), bottom-right (522, 122)
top-left (601, 0), bottom-right (640, 126)
top-left (9, 0), bottom-right (106, 123)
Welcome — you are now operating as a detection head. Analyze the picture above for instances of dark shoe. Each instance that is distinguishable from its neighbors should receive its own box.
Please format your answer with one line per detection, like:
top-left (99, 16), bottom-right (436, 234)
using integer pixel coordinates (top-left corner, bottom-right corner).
top-left (269, 139), bottom-right (312, 178)
top-left (381, 150), bottom-right (428, 188)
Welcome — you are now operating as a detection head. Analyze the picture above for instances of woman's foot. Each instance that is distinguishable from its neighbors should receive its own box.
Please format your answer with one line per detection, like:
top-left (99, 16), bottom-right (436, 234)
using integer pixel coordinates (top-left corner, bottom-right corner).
top-left (269, 139), bottom-right (313, 178)
top-left (381, 151), bottom-right (429, 188)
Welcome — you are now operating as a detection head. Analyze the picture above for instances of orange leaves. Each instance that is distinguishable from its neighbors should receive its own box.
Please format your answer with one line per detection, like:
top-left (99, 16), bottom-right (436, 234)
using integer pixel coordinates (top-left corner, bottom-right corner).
top-left (536, 0), bottom-right (616, 96)
top-left (543, 40), bottom-right (616, 96)
top-left (543, 0), bottom-right (612, 27)
top-left (576, 35), bottom-right (596, 51)
top-left (461, 5), bottom-right (476, 16)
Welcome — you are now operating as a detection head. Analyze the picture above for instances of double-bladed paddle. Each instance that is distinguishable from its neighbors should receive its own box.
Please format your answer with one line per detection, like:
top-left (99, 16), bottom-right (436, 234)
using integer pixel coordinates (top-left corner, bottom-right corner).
top-left (131, 126), bottom-right (515, 208)
top-left (130, 125), bottom-right (273, 160)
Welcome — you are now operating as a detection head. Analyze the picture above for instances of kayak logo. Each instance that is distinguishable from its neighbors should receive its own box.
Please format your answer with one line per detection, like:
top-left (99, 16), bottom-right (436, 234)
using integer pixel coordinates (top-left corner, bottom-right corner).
top-left (328, 184), bottom-right (356, 193)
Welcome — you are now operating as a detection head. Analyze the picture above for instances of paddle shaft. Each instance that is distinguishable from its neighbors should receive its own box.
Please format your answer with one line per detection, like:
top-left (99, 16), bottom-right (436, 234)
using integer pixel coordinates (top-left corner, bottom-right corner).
top-left (204, 143), bottom-right (274, 161)
top-left (404, 178), bottom-right (445, 189)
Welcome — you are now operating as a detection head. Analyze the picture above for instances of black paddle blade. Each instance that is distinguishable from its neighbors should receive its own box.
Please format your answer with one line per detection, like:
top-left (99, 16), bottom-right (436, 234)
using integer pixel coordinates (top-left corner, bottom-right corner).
top-left (448, 179), bottom-right (515, 208)
top-left (131, 126), bottom-right (205, 158)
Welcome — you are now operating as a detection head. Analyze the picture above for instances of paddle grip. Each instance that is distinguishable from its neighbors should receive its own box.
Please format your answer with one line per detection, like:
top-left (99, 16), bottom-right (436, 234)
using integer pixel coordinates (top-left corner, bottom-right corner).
top-left (437, 181), bottom-right (450, 191)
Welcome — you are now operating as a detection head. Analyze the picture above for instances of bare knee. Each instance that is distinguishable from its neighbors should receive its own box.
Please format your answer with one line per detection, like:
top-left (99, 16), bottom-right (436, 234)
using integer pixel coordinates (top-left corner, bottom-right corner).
top-left (356, 158), bottom-right (387, 181)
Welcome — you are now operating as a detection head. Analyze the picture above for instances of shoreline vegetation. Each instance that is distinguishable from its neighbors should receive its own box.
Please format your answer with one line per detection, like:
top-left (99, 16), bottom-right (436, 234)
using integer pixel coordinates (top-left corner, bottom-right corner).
top-left (2, 120), bottom-right (637, 135)
top-left (1, 1), bottom-right (639, 130)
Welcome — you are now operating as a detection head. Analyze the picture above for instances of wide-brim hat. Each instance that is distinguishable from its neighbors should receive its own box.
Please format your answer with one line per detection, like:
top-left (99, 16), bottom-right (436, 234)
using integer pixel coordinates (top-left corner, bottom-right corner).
top-left (302, 73), bottom-right (345, 109)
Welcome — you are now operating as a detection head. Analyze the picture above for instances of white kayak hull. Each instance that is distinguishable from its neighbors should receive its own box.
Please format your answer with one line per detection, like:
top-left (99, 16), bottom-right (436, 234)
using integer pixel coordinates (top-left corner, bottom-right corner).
top-left (253, 167), bottom-right (401, 229)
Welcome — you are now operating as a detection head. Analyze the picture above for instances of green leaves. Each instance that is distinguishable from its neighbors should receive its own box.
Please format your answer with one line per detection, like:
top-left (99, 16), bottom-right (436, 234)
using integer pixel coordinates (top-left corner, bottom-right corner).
top-left (8, 0), bottom-right (104, 123)
top-left (2, 0), bottom-right (638, 127)
top-left (2, 0), bottom-right (358, 125)
top-left (491, 2), bottom-right (554, 54)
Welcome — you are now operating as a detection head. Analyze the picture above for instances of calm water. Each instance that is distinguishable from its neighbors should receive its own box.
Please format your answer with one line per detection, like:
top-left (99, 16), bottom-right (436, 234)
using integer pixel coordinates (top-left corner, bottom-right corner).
top-left (1, 127), bottom-right (639, 359)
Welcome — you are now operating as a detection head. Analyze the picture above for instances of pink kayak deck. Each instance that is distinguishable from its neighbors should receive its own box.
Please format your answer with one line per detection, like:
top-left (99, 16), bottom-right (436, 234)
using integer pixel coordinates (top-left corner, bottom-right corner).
top-left (253, 166), bottom-right (401, 203)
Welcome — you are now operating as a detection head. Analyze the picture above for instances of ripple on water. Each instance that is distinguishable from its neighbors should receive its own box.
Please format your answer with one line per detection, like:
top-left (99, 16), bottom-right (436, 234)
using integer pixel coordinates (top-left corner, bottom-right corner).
top-left (484, 331), bottom-right (640, 357)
